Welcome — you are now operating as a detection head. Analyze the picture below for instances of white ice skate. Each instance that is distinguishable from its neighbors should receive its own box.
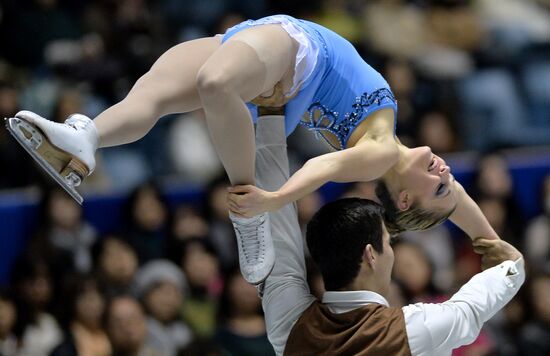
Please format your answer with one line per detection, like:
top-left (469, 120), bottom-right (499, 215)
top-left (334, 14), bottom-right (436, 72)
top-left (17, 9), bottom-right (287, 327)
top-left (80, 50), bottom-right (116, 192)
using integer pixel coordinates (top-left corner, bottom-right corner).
top-left (230, 212), bottom-right (275, 285)
top-left (5, 110), bottom-right (98, 204)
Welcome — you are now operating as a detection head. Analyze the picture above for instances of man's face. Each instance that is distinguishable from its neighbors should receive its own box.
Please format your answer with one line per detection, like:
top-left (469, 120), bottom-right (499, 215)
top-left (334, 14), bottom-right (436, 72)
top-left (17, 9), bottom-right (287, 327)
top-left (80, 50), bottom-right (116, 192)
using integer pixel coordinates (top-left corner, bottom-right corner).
top-left (374, 223), bottom-right (395, 296)
top-left (107, 298), bottom-right (146, 353)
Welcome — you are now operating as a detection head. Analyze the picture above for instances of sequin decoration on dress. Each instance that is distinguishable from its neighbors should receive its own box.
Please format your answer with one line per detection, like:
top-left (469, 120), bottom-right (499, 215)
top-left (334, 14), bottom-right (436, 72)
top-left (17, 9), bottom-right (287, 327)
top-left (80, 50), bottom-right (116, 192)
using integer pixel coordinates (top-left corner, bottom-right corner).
top-left (300, 88), bottom-right (397, 150)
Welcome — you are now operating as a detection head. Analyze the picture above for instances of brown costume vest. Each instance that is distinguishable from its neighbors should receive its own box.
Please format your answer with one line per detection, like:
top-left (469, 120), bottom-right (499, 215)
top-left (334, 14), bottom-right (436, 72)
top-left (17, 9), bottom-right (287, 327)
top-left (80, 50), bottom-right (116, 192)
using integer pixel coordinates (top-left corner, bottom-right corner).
top-left (284, 301), bottom-right (411, 356)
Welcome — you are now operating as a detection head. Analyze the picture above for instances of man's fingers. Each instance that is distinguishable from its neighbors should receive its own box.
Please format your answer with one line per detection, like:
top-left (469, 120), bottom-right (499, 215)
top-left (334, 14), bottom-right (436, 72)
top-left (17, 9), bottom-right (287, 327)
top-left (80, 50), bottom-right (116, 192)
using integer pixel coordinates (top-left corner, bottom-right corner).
top-left (472, 238), bottom-right (498, 248)
top-left (473, 246), bottom-right (487, 255)
top-left (228, 185), bottom-right (253, 194)
top-left (227, 193), bottom-right (244, 206)
top-left (227, 201), bottom-right (241, 213)
top-left (230, 211), bottom-right (248, 219)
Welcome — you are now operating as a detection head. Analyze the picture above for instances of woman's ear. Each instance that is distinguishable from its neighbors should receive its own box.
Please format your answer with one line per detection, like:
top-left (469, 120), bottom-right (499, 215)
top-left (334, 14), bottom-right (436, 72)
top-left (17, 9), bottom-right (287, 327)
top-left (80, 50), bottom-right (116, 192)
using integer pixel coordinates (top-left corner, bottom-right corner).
top-left (397, 190), bottom-right (412, 211)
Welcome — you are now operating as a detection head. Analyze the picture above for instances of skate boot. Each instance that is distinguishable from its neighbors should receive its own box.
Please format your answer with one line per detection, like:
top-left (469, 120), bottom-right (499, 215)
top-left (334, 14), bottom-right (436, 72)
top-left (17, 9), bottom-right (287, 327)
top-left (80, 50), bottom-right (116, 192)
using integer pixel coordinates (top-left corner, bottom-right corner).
top-left (5, 110), bottom-right (98, 204)
top-left (230, 212), bottom-right (275, 285)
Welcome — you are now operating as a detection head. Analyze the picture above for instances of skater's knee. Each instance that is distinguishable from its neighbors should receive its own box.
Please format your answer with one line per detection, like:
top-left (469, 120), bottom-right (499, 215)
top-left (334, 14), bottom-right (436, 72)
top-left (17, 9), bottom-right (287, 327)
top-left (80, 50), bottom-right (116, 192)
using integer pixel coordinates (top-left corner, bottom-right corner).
top-left (196, 65), bottom-right (235, 97)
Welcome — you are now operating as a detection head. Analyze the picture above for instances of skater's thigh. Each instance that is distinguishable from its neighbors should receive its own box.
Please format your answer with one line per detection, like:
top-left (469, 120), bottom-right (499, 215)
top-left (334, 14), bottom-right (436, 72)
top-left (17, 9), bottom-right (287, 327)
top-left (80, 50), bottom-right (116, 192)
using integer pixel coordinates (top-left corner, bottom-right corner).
top-left (130, 36), bottom-right (222, 114)
top-left (198, 24), bottom-right (297, 102)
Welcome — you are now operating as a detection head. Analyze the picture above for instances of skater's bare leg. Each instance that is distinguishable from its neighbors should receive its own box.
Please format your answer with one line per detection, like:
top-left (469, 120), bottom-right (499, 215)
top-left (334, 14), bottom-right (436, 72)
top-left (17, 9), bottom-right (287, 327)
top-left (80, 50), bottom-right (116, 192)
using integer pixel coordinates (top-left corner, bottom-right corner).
top-left (13, 25), bottom-right (296, 189)
top-left (197, 25), bottom-right (296, 185)
top-left (94, 36), bottom-right (221, 147)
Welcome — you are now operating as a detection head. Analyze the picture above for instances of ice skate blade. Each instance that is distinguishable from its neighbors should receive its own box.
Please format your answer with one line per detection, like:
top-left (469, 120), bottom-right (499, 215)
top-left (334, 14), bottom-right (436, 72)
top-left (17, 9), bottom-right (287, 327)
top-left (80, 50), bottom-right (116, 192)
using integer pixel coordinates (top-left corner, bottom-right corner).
top-left (5, 117), bottom-right (84, 204)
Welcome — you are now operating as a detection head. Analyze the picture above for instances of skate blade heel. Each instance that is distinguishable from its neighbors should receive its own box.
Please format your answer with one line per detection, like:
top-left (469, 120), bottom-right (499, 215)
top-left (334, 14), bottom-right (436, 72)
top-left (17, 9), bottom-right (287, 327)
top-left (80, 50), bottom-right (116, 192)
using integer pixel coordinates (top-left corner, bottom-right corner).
top-left (5, 117), bottom-right (86, 204)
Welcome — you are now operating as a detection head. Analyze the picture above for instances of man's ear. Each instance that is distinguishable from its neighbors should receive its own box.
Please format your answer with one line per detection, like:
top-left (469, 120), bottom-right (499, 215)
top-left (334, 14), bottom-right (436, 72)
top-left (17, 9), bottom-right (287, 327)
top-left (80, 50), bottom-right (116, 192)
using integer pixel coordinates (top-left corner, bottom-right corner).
top-left (397, 190), bottom-right (412, 211)
top-left (364, 244), bottom-right (376, 269)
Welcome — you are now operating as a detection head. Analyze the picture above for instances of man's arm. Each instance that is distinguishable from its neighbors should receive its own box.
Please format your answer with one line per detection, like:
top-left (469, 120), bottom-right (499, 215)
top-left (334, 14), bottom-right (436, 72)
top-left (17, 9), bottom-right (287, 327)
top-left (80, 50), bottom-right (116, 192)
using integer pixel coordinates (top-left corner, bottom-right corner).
top-left (449, 181), bottom-right (500, 240)
top-left (402, 240), bottom-right (524, 355)
top-left (252, 115), bottom-right (316, 356)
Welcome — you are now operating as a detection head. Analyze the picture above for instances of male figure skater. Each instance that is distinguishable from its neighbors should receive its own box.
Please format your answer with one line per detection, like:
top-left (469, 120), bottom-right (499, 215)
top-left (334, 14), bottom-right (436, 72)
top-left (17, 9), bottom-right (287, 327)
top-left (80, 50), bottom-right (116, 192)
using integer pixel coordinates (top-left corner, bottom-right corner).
top-left (246, 114), bottom-right (525, 355)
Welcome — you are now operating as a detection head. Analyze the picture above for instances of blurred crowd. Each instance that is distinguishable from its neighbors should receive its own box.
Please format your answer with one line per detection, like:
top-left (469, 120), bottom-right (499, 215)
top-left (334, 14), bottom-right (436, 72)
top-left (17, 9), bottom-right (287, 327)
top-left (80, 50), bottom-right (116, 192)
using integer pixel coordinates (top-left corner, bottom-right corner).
top-left (0, 0), bottom-right (550, 355)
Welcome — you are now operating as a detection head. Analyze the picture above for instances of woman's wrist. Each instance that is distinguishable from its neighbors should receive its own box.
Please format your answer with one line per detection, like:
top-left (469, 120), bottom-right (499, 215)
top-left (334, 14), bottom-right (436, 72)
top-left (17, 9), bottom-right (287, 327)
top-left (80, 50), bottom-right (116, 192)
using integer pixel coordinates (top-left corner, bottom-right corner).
top-left (269, 190), bottom-right (286, 210)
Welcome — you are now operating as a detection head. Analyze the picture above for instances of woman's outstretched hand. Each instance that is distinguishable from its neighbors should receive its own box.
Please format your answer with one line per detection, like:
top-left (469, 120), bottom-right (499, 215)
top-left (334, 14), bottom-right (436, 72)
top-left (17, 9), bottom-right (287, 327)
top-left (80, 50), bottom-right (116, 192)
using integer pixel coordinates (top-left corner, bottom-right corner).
top-left (226, 185), bottom-right (281, 218)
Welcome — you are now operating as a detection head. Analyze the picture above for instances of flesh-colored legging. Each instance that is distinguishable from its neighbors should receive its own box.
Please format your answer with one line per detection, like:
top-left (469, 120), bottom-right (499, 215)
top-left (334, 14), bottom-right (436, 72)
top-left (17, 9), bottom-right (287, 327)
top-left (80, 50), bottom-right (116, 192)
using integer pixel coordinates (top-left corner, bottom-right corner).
top-left (93, 24), bottom-right (297, 186)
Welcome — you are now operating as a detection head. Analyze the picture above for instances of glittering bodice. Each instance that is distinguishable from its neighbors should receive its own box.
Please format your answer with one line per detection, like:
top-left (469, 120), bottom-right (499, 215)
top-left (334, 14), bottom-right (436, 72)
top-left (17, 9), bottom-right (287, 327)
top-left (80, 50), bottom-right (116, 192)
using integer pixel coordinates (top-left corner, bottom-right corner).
top-left (299, 88), bottom-right (397, 150)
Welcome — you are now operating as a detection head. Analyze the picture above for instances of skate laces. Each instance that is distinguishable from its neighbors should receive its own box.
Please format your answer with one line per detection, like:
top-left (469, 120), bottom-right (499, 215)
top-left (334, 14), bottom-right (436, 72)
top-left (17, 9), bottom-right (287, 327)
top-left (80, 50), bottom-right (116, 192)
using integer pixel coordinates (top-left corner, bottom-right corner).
top-left (65, 115), bottom-right (91, 131)
top-left (234, 216), bottom-right (266, 264)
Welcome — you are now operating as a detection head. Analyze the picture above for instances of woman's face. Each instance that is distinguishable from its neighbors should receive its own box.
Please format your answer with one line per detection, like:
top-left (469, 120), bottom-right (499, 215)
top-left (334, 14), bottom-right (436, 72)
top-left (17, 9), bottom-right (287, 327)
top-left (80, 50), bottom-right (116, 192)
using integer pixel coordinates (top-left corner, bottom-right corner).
top-left (477, 154), bottom-right (512, 198)
top-left (182, 244), bottom-right (219, 289)
top-left (228, 274), bottom-right (261, 315)
top-left (393, 242), bottom-right (431, 295)
top-left (21, 273), bottom-right (52, 309)
top-left (145, 282), bottom-right (182, 323)
top-left (0, 299), bottom-right (16, 337)
top-left (100, 238), bottom-right (138, 284)
top-left (396, 146), bottom-right (458, 213)
top-left (48, 190), bottom-right (81, 230)
top-left (531, 276), bottom-right (550, 324)
top-left (132, 188), bottom-right (167, 231)
top-left (76, 287), bottom-right (105, 327)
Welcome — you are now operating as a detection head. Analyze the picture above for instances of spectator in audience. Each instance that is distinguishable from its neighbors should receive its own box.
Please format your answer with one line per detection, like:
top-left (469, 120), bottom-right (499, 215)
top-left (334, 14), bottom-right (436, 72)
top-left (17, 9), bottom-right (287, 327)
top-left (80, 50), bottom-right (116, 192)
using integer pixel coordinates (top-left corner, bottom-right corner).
top-left (135, 260), bottom-right (193, 356)
top-left (0, 81), bottom-right (42, 189)
top-left (11, 254), bottom-right (62, 356)
top-left (124, 181), bottom-right (170, 264)
top-left (296, 192), bottom-right (323, 239)
top-left (386, 280), bottom-right (407, 308)
top-left (362, 0), bottom-right (426, 60)
top-left (180, 238), bottom-right (223, 338)
top-left (415, 0), bottom-right (482, 80)
top-left (168, 111), bottom-right (223, 183)
top-left (203, 175), bottom-right (237, 270)
top-left (393, 240), bottom-right (498, 355)
top-left (459, 67), bottom-right (550, 150)
top-left (176, 338), bottom-right (223, 356)
top-left (382, 59), bottom-right (421, 146)
top-left (170, 205), bottom-right (209, 245)
top-left (105, 295), bottom-right (162, 356)
top-left (519, 272), bottom-right (550, 356)
top-left (215, 268), bottom-right (274, 356)
top-left (477, 197), bottom-right (517, 244)
top-left (400, 224), bottom-right (455, 293)
top-left (487, 292), bottom-right (527, 356)
top-left (524, 175), bottom-right (550, 271)
top-left (473, 153), bottom-right (525, 240)
top-left (92, 234), bottom-right (138, 298)
top-left (0, 289), bottom-right (17, 356)
top-left (391, 240), bottom-right (442, 303)
top-left (51, 274), bottom-right (111, 356)
top-left (453, 236), bottom-right (484, 288)
top-left (32, 187), bottom-right (97, 275)
top-left (52, 89), bottom-right (84, 124)
top-left (416, 110), bottom-right (461, 154)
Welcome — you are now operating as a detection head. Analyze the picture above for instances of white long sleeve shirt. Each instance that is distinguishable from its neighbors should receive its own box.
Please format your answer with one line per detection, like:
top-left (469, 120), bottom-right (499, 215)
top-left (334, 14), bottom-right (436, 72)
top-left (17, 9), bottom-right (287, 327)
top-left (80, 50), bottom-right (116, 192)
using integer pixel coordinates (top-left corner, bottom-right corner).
top-left (322, 258), bottom-right (525, 356)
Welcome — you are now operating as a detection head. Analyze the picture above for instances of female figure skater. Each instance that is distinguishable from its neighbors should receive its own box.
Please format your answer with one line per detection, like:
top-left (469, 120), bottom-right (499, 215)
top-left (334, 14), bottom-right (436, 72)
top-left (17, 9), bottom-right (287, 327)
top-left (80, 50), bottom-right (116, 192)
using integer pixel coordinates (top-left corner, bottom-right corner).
top-left (8, 15), bottom-right (498, 284)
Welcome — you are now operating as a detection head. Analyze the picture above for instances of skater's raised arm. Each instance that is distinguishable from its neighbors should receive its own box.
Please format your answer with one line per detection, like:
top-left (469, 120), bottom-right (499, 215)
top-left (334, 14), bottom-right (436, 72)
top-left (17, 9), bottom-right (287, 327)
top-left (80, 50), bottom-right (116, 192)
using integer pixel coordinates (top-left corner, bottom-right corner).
top-left (228, 136), bottom-right (398, 218)
top-left (449, 181), bottom-right (500, 241)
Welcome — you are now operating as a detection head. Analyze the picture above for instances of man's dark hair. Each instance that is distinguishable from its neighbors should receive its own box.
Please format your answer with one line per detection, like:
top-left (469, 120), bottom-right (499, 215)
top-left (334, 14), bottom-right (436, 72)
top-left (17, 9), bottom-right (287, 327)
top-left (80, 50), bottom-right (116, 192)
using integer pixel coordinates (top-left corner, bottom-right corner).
top-left (375, 180), bottom-right (455, 235)
top-left (306, 198), bottom-right (385, 291)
